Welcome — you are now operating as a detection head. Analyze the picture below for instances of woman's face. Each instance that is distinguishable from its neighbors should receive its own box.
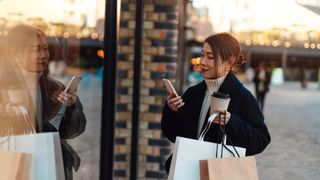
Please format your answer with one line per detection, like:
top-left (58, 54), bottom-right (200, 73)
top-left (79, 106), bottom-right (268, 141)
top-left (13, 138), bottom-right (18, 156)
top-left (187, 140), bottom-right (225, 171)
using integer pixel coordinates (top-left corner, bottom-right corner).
top-left (19, 33), bottom-right (49, 73)
top-left (200, 42), bottom-right (229, 79)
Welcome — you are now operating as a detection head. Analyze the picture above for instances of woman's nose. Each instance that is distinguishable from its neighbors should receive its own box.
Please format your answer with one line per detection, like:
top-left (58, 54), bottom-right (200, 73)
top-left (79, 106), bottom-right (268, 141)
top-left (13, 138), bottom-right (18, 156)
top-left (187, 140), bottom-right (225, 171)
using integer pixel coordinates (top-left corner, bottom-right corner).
top-left (200, 57), bottom-right (207, 66)
top-left (39, 49), bottom-right (48, 59)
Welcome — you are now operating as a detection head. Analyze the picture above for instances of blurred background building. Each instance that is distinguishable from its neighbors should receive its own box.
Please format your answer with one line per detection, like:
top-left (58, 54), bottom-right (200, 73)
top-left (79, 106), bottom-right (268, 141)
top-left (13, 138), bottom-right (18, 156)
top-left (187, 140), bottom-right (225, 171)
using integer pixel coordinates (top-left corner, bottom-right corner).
top-left (184, 0), bottom-right (320, 89)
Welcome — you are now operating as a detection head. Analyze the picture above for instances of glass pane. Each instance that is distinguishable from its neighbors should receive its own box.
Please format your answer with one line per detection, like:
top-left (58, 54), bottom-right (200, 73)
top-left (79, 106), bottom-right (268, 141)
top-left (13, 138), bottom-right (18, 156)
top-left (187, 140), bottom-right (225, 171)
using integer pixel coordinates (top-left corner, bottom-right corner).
top-left (0, 0), bottom-right (105, 179)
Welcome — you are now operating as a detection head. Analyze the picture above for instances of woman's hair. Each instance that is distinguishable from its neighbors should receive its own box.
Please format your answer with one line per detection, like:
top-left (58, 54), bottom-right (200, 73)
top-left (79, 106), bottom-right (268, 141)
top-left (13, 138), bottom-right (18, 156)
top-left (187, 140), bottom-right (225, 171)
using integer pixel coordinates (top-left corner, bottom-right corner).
top-left (6, 24), bottom-right (50, 75)
top-left (204, 32), bottom-right (245, 67)
top-left (6, 24), bottom-right (46, 53)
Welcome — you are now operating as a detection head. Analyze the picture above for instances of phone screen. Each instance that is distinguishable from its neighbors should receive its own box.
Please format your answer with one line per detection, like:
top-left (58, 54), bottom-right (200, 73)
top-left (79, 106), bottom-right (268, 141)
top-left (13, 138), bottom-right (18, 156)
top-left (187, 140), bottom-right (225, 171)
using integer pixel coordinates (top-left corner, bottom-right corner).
top-left (162, 79), bottom-right (178, 97)
top-left (64, 76), bottom-right (82, 93)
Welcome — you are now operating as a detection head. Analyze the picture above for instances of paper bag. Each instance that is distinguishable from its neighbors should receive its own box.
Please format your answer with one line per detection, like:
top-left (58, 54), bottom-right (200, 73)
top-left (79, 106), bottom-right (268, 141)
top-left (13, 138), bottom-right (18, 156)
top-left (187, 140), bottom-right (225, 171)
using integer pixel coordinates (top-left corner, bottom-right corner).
top-left (204, 156), bottom-right (259, 180)
top-left (0, 132), bottom-right (65, 180)
top-left (168, 136), bottom-right (245, 180)
top-left (199, 160), bottom-right (209, 180)
top-left (0, 149), bottom-right (32, 180)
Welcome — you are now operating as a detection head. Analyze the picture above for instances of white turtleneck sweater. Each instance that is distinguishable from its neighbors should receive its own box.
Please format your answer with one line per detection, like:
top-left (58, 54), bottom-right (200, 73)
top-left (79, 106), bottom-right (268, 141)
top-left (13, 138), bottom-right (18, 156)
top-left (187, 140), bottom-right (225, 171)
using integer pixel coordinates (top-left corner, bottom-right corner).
top-left (21, 69), bottom-right (44, 131)
top-left (197, 76), bottom-right (226, 138)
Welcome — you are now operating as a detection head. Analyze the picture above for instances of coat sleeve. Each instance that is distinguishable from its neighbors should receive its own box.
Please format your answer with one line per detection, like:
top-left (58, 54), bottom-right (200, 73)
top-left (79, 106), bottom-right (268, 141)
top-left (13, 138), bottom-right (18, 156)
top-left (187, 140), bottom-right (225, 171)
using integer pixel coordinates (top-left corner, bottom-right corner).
top-left (59, 98), bottom-right (86, 139)
top-left (225, 90), bottom-right (271, 155)
top-left (161, 88), bottom-right (193, 143)
top-left (161, 103), bottom-right (180, 142)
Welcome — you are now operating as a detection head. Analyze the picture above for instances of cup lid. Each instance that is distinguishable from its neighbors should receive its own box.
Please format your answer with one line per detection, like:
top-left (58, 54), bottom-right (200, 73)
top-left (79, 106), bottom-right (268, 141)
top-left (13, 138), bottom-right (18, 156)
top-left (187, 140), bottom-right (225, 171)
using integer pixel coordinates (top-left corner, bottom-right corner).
top-left (212, 92), bottom-right (230, 99)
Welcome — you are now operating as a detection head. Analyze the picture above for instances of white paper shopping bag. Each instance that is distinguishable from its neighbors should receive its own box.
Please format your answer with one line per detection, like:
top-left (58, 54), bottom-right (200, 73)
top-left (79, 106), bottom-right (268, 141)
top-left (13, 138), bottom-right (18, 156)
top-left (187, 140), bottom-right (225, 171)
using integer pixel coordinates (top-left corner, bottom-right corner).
top-left (0, 132), bottom-right (65, 180)
top-left (168, 136), bottom-right (246, 180)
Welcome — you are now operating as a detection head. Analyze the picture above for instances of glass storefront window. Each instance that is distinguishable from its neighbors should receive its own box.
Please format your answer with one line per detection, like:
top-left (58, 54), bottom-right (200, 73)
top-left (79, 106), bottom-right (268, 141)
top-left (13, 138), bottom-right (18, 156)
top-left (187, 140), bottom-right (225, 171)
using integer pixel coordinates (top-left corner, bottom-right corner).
top-left (0, 0), bottom-right (105, 179)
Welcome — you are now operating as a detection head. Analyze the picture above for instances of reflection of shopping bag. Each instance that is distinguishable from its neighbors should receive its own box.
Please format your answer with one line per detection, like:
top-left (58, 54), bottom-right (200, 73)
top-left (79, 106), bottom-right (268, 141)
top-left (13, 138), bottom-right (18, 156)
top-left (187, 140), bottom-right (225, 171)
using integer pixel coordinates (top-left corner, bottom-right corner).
top-left (168, 137), bottom-right (246, 180)
top-left (200, 156), bottom-right (259, 180)
top-left (0, 149), bottom-right (32, 180)
top-left (0, 104), bottom-right (36, 137)
top-left (0, 132), bottom-right (65, 180)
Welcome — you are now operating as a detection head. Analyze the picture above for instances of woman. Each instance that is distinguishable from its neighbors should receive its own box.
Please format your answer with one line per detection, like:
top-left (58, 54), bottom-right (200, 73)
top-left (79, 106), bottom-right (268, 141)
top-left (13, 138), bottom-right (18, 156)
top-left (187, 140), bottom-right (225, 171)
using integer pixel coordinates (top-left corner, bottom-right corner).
top-left (161, 32), bottom-right (271, 173)
top-left (253, 62), bottom-right (271, 110)
top-left (4, 24), bottom-right (86, 180)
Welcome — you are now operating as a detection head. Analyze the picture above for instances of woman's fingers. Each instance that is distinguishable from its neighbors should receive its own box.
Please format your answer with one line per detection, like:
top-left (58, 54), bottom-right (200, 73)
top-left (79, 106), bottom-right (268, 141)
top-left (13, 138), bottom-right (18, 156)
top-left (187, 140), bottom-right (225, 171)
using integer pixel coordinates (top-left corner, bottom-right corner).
top-left (56, 91), bottom-right (77, 106)
top-left (176, 102), bottom-right (185, 109)
top-left (172, 98), bottom-right (183, 106)
top-left (212, 111), bottom-right (231, 125)
top-left (167, 95), bottom-right (184, 111)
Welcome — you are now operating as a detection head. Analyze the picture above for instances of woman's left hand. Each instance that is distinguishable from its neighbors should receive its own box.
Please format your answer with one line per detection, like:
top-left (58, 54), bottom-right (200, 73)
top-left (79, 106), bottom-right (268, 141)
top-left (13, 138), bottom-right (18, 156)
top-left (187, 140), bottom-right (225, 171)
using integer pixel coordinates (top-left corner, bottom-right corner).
top-left (211, 108), bottom-right (231, 125)
top-left (56, 91), bottom-right (77, 106)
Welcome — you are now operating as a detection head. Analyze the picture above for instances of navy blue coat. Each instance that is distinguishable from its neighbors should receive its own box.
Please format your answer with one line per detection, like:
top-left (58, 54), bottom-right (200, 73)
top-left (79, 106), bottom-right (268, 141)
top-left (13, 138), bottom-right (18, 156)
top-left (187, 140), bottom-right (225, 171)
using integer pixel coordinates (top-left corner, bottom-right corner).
top-left (161, 71), bottom-right (271, 173)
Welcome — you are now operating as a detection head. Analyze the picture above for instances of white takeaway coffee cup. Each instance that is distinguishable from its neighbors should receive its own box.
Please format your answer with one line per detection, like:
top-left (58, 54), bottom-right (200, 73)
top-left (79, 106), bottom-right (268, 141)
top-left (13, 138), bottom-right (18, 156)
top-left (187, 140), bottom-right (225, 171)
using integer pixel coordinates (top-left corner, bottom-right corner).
top-left (210, 92), bottom-right (230, 114)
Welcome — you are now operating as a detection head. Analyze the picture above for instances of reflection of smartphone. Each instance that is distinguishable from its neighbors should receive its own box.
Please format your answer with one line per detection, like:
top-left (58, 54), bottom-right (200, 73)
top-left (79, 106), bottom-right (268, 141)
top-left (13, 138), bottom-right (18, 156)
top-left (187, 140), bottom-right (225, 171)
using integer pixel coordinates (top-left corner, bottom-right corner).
top-left (64, 76), bottom-right (82, 93)
top-left (162, 79), bottom-right (178, 97)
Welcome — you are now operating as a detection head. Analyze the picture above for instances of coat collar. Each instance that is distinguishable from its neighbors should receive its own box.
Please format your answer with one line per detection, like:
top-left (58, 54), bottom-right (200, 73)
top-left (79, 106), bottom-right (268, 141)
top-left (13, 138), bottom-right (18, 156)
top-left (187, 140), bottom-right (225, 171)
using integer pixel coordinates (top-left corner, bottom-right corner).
top-left (219, 71), bottom-right (243, 95)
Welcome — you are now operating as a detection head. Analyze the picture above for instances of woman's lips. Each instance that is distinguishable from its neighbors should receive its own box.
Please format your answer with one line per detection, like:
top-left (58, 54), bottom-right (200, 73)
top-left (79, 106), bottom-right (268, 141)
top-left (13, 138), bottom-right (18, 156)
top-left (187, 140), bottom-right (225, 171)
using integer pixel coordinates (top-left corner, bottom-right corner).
top-left (37, 61), bottom-right (47, 66)
top-left (201, 68), bottom-right (209, 72)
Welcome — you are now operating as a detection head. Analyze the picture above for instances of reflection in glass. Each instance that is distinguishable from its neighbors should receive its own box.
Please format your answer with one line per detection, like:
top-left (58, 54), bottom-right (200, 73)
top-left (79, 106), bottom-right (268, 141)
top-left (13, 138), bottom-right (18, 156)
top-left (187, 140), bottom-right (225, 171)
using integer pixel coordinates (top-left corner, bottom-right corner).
top-left (0, 0), bottom-right (105, 179)
top-left (1, 24), bottom-right (87, 180)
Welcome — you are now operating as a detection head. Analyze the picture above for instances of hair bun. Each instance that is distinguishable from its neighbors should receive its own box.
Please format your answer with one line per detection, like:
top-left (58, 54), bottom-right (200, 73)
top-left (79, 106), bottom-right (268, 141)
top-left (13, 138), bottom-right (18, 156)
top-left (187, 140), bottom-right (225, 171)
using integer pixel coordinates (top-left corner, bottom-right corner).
top-left (235, 53), bottom-right (246, 66)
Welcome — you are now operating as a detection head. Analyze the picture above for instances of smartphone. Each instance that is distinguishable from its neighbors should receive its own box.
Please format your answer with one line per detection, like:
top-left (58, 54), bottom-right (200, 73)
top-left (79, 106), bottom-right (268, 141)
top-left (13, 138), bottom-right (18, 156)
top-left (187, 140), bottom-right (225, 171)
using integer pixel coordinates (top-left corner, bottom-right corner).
top-left (162, 79), bottom-right (178, 97)
top-left (64, 76), bottom-right (82, 93)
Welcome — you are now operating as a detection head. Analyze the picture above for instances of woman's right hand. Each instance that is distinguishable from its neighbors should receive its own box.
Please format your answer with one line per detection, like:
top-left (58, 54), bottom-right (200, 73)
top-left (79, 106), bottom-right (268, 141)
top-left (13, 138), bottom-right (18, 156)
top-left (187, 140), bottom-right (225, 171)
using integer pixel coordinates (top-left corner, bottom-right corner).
top-left (167, 93), bottom-right (185, 112)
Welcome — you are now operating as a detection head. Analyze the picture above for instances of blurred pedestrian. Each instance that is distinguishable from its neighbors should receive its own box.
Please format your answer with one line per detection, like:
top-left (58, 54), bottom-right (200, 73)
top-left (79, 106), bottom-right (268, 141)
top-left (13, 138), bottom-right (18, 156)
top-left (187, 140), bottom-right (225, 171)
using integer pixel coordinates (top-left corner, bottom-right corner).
top-left (318, 68), bottom-right (320, 90)
top-left (245, 66), bottom-right (254, 83)
top-left (253, 62), bottom-right (271, 111)
top-left (300, 68), bottom-right (308, 89)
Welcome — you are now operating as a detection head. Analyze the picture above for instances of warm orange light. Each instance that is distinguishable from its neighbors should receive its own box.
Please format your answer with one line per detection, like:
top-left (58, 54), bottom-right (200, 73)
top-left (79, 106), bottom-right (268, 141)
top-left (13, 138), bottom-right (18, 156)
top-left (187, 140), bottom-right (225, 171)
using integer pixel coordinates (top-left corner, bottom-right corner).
top-left (191, 57), bottom-right (201, 65)
top-left (97, 50), bottom-right (104, 58)
top-left (310, 43), bottom-right (316, 49)
top-left (194, 65), bottom-right (201, 72)
top-left (91, 33), bottom-right (99, 39)
top-left (285, 42), bottom-right (291, 48)
top-left (191, 57), bottom-right (201, 72)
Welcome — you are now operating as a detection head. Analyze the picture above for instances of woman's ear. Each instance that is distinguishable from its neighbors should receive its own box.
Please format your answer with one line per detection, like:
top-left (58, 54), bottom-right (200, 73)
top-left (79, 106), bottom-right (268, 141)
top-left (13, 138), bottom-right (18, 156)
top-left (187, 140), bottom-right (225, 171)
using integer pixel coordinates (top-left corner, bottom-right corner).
top-left (226, 57), bottom-right (236, 70)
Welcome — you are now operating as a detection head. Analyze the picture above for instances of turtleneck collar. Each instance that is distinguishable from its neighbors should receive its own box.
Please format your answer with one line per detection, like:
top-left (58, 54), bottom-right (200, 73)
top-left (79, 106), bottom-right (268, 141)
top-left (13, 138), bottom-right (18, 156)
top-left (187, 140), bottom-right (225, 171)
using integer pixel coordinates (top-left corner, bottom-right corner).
top-left (204, 76), bottom-right (226, 95)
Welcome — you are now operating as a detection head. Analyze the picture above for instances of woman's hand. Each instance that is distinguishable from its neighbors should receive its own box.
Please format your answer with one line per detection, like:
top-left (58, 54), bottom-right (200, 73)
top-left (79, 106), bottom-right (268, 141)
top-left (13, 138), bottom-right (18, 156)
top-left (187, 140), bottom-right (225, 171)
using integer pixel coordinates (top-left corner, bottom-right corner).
top-left (167, 93), bottom-right (185, 112)
top-left (211, 108), bottom-right (231, 125)
top-left (55, 91), bottom-right (77, 106)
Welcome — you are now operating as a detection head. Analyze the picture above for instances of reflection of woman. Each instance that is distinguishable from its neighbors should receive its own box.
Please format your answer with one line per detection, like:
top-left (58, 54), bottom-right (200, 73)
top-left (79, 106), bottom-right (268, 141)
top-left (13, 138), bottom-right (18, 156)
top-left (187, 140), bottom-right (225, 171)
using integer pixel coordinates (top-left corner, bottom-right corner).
top-left (161, 33), bottom-right (270, 173)
top-left (4, 24), bottom-right (86, 180)
top-left (253, 62), bottom-right (271, 111)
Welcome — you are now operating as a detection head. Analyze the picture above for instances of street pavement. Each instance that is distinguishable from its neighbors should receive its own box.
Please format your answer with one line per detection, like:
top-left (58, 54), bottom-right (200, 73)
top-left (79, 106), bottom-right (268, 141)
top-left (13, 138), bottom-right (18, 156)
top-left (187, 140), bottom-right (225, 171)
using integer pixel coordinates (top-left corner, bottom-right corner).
top-left (250, 82), bottom-right (320, 180)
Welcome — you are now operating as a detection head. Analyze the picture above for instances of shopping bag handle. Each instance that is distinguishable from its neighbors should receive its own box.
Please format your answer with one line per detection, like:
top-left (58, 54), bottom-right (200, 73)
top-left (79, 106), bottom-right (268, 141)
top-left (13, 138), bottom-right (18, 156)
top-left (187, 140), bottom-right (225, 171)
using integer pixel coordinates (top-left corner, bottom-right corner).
top-left (216, 112), bottom-right (240, 158)
top-left (14, 105), bottom-right (36, 134)
top-left (0, 104), bottom-right (36, 150)
top-left (198, 111), bottom-right (241, 158)
top-left (198, 113), bottom-right (218, 141)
